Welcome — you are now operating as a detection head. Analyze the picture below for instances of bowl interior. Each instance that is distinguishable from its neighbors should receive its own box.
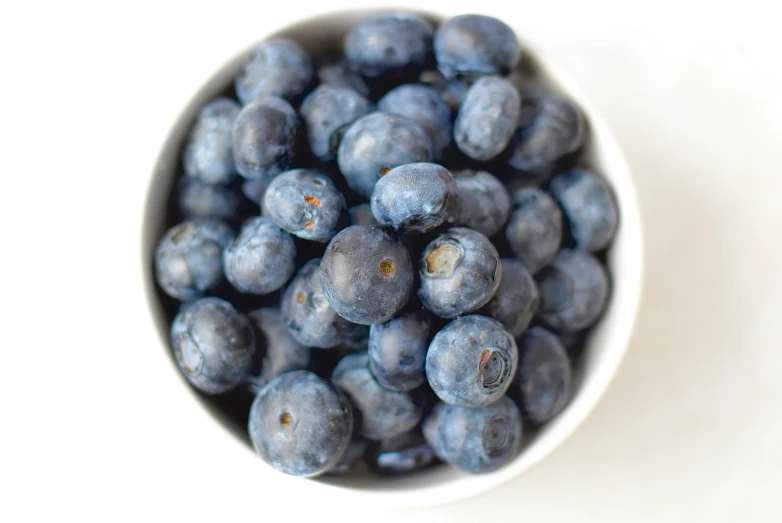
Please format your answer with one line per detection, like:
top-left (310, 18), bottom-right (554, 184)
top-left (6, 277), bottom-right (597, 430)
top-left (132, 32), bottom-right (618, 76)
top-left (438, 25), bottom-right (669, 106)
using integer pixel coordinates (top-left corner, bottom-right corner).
top-left (142, 9), bottom-right (644, 508)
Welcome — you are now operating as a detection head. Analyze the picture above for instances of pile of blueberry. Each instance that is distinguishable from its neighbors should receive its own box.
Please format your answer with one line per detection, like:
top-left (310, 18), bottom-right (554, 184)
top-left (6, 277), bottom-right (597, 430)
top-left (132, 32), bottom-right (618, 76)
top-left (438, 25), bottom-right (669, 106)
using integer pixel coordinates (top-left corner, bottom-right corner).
top-left (153, 11), bottom-right (619, 478)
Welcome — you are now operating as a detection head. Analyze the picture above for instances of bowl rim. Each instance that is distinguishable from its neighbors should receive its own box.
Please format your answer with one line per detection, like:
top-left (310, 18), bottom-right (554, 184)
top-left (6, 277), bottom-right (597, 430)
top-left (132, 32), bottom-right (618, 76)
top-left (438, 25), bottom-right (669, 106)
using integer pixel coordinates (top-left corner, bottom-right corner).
top-left (140, 8), bottom-right (645, 509)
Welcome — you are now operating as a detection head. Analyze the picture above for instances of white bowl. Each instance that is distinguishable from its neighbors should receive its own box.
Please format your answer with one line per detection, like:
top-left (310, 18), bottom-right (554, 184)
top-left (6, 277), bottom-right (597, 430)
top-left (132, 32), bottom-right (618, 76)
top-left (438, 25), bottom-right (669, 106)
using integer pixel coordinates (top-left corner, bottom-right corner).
top-left (141, 9), bottom-right (644, 510)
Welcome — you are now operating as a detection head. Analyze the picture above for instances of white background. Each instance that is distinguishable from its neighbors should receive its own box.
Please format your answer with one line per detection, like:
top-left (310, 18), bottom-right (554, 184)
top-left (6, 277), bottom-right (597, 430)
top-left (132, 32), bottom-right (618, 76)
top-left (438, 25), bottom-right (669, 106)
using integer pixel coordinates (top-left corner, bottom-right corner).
top-left (1, 0), bottom-right (781, 521)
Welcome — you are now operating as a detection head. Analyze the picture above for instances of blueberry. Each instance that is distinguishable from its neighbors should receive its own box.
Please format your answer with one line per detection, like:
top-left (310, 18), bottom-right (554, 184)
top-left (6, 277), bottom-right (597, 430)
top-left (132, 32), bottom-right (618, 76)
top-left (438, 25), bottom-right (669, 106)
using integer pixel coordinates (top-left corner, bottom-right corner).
top-left (317, 62), bottom-right (370, 98)
top-left (325, 438), bottom-right (367, 476)
top-left (183, 98), bottom-right (241, 184)
top-left (262, 169), bottom-right (347, 242)
top-left (300, 85), bottom-right (372, 161)
top-left (453, 169), bottom-right (511, 238)
top-left (370, 163), bottom-right (458, 234)
top-left (281, 259), bottom-right (367, 349)
top-left (537, 249), bottom-right (609, 332)
top-left (549, 168), bottom-right (618, 252)
top-left (423, 396), bottom-right (522, 474)
top-left (377, 84), bottom-right (452, 157)
top-left (344, 12), bottom-right (434, 77)
top-left (337, 112), bottom-right (432, 198)
top-left (248, 370), bottom-right (353, 477)
top-left (368, 431), bottom-right (435, 475)
top-left (232, 96), bottom-right (298, 180)
top-left (418, 70), bottom-right (469, 110)
top-left (425, 315), bottom-right (517, 407)
top-left (434, 15), bottom-right (521, 78)
top-left (368, 310), bottom-right (431, 392)
top-left (506, 95), bottom-right (585, 176)
top-left (244, 307), bottom-right (311, 394)
top-left (235, 39), bottom-right (312, 104)
top-left (505, 188), bottom-right (562, 274)
top-left (419, 227), bottom-right (501, 318)
top-left (170, 297), bottom-right (255, 394)
top-left (479, 259), bottom-right (539, 338)
top-left (177, 177), bottom-right (239, 221)
top-left (154, 219), bottom-right (234, 301)
top-left (348, 203), bottom-right (377, 226)
top-left (331, 353), bottom-right (422, 440)
top-left (222, 217), bottom-right (296, 295)
top-left (321, 225), bottom-right (414, 325)
top-left (512, 326), bottom-right (571, 423)
top-left (454, 76), bottom-right (520, 161)
top-left (240, 177), bottom-right (273, 206)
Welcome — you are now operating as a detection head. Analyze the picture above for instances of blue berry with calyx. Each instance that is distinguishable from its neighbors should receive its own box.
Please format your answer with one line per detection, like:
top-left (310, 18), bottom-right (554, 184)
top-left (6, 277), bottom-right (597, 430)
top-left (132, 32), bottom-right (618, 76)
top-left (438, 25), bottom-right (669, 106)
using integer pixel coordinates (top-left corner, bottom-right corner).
top-left (337, 112), bottom-right (432, 198)
top-left (453, 169), bottom-right (511, 238)
top-left (370, 162), bottom-right (459, 234)
top-left (235, 39), bottom-right (312, 104)
top-left (434, 14), bottom-right (521, 78)
top-left (232, 96), bottom-right (298, 181)
top-left (170, 297), bottom-right (255, 394)
top-left (549, 168), bottom-right (618, 252)
top-left (155, 219), bottom-right (234, 301)
top-left (281, 259), bottom-right (367, 349)
top-left (263, 169), bottom-right (347, 242)
top-left (423, 396), bottom-right (522, 474)
top-left (419, 227), bottom-right (501, 318)
top-left (331, 352), bottom-right (423, 441)
top-left (183, 98), bottom-right (241, 185)
top-left (377, 84), bottom-right (452, 158)
top-left (368, 309), bottom-right (431, 392)
top-left (222, 216), bottom-right (296, 295)
top-left (368, 431), bottom-right (435, 475)
top-left (425, 315), bottom-right (517, 407)
top-left (479, 259), bottom-right (539, 337)
top-left (537, 249), bottom-right (609, 332)
top-left (300, 85), bottom-right (372, 161)
top-left (505, 187), bottom-right (562, 274)
top-left (177, 177), bottom-right (239, 221)
top-left (321, 225), bottom-right (414, 325)
top-left (248, 370), bottom-right (353, 477)
top-left (454, 76), bottom-right (520, 161)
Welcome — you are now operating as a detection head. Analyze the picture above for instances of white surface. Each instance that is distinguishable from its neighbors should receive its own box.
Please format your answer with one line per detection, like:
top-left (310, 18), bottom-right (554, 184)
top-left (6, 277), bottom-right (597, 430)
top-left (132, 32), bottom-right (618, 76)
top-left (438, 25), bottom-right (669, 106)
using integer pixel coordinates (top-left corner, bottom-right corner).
top-left (2, 0), bottom-right (781, 522)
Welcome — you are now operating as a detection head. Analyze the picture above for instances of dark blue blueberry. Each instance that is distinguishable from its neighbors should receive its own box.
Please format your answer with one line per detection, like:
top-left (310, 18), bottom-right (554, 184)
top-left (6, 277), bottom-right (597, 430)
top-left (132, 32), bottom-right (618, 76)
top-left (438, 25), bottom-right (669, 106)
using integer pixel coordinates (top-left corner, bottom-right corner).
top-left (317, 62), bottom-right (370, 98)
top-left (222, 217), bottom-right (296, 295)
top-left (337, 112), bottom-right (432, 198)
top-left (537, 249), bottom-right (609, 332)
top-left (263, 169), bottom-right (347, 242)
top-left (170, 297), bottom-right (255, 394)
top-left (454, 76), bottom-right (520, 161)
top-left (377, 84), bottom-right (452, 157)
top-left (506, 95), bottom-right (585, 176)
top-left (344, 12), bottom-right (434, 77)
top-left (512, 326), bottom-right (571, 423)
top-left (248, 370), bottom-right (353, 477)
top-left (281, 259), bottom-right (367, 349)
top-left (321, 225), bottom-right (414, 325)
top-left (480, 259), bottom-right (539, 338)
top-left (505, 188), bottom-right (562, 274)
top-left (348, 203), bottom-right (377, 226)
top-left (300, 85), bottom-right (372, 161)
top-left (453, 169), bottom-right (511, 238)
top-left (434, 15), bottom-right (521, 78)
top-left (244, 307), bottom-right (311, 394)
top-left (368, 310), bottom-right (431, 392)
top-left (370, 163), bottom-right (459, 234)
top-left (325, 438), bottom-right (367, 476)
top-left (368, 431), bottom-right (435, 475)
top-left (419, 227), bottom-right (501, 318)
top-left (422, 396), bottom-right (522, 474)
top-left (177, 177), bottom-right (239, 221)
top-left (183, 98), bottom-right (241, 184)
top-left (549, 168), bottom-right (618, 252)
top-left (240, 177), bottom-right (273, 206)
top-left (235, 39), bottom-right (312, 104)
top-left (331, 353), bottom-right (422, 440)
top-left (154, 219), bottom-right (234, 301)
top-left (232, 96), bottom-right (298, 180)
top-left (425, 315), bottom-right (517, 407)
